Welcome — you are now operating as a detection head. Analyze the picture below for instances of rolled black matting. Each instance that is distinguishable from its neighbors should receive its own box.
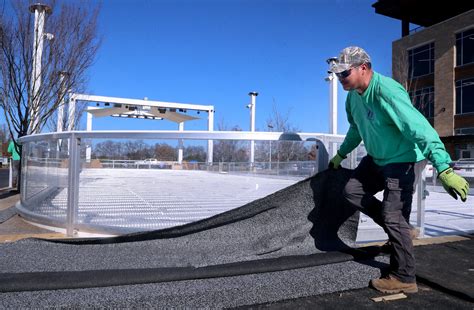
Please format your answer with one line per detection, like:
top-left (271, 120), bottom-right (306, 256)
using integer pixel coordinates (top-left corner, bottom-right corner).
top-left (0, 246), bottom-right (383, 293)
top-left (414, 238), bottom-right (474, 302)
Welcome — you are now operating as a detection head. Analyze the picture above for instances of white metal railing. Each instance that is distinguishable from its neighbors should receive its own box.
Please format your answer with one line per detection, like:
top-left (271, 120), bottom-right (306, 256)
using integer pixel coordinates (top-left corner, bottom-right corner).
top-left (16, 130), bottom-right (433, 238)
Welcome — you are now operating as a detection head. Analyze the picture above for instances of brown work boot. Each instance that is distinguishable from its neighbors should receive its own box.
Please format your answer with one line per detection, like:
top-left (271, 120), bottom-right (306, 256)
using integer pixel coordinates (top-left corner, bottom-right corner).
top-left (370, 275), bottom-right (418, 293)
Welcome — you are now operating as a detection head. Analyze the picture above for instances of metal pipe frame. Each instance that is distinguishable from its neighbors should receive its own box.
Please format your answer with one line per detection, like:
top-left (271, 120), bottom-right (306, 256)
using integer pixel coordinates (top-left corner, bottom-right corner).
top-left (18, 130), bottom-right (402, 237)
top-left (66, 134), bottom-right (81, 236)
top-left (19, 130), bottom-right (347, 144)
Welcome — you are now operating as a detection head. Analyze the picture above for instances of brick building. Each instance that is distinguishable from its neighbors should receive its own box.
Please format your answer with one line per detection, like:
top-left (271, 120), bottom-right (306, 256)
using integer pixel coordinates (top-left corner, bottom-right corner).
top-left (373, 1), bottom-right (474, 160)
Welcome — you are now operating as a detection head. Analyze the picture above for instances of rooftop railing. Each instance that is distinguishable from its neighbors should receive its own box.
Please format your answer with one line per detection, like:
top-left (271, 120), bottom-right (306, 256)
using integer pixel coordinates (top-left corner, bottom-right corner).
top-left (16, 130), bottom-right (431, 238)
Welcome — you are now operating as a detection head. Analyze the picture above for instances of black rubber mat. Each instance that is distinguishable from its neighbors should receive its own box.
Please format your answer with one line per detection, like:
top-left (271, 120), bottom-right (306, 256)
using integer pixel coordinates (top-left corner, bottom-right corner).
top-left (240, 284), bottom-right (473, 309)
top-left (414, 238), bottom-right (474, 302)
top-left (0, 247), bottom-right (383, 293)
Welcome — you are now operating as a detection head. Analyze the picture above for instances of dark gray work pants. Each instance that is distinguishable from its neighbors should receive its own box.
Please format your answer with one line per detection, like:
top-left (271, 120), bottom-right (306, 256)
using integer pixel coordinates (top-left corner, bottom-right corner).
top-left (343, 156), bottom-right (416, 283)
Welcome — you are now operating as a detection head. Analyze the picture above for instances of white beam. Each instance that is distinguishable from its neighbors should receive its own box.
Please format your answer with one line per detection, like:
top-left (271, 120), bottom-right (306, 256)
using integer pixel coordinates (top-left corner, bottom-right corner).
top-left (71, 94), bottom-right (214, 112)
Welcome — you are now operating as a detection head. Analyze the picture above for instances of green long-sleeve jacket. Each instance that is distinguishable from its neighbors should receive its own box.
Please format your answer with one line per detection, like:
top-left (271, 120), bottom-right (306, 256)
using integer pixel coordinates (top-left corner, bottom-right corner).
top-left (7, 141), bottom-right (20, 161)
top-left (338, 71), bottom-right (451, 173)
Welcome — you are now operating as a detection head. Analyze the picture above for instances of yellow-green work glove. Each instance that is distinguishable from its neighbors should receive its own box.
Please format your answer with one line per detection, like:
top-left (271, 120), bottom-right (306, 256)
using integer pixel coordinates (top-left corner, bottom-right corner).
top-left (328, 152), bottom-right (345, 169)
top-left (438, 168), bottom-right (469, 202)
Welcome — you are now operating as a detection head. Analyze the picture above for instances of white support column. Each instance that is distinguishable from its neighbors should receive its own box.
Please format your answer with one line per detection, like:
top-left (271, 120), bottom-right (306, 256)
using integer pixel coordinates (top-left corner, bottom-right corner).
top-left (248, 92), bottom-right (258, 166)
top-left (207, 109), bottom-right (214, 164)
top-left (86, 111), bottom-right (93, 132)
top-left (85, 111), bottom-right (93, 162)
top-left (29, 3), bottom-right (52, 134)
top-left (178, 122), bottom-right (184, 164)
top-left (68, 98), bottom-right (76, 131)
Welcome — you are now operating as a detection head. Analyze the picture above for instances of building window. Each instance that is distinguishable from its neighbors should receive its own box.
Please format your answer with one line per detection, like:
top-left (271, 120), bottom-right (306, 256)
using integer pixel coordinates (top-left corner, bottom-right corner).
top-left (455, 127), bottom-right (474, 135)
top-left (409, 86), bottom-right (434, 118)
top-left (456, 28), bottom-right (474, 67)
top-left (456, 78), bottom-right (474, 115)
top-left (408, 42), bottom-right (434, 78)
top-left (454, 143), bottom-right (474, 159)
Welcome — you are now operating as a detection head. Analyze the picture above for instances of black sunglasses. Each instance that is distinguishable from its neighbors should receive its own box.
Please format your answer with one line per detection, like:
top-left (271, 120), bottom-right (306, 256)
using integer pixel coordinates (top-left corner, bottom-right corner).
top-left (335, 65), bottom-right (360, 79)
top-left (336, 68), bottom-right (353, 79)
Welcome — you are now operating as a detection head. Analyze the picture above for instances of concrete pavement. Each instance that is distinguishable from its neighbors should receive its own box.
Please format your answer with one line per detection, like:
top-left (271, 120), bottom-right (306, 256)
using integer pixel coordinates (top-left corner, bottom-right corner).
top-left (0, 190), bottom-right (64, 242)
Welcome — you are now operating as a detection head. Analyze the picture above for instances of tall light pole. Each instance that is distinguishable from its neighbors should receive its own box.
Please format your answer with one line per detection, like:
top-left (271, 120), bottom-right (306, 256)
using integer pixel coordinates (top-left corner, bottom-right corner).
top-left (325, 57), bottom-right (338, 135)
top-left (29, 3), bottom-right (52, 134)
top-left (247, 92), bottom-right (258, 166)
top-left (267, 123), bottom-right (273, 170)
top-left (57, 71), bottom-right (70, 133)
top-left (326, 57), bottom-right (338, 159)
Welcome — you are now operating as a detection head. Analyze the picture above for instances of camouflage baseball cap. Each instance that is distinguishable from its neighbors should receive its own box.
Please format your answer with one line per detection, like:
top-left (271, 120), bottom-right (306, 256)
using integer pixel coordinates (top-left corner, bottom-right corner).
top-left (329, 46), bottom-right (371, 73)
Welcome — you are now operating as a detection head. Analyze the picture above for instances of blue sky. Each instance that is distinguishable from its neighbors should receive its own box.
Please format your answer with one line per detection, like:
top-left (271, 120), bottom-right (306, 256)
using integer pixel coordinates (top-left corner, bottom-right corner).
top-left (33, 0), bottom-right (404, 134)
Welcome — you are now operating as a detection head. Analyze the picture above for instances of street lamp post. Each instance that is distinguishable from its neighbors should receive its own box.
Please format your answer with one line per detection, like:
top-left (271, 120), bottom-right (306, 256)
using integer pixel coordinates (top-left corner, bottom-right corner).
top-left (247, 92), bottom-right (258, 167)
top-left (267, 123), bottom-right (273, 170)
top-left (29, 3), bottom-right (52, 134)
top-left (326, 57), bottom-right (338, 159)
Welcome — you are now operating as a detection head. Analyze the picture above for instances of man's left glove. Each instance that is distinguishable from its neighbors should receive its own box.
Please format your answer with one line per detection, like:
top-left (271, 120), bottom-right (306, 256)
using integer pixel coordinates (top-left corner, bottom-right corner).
top-left (328, 152), bottom-right (345, 169)
top-left (438, 168), bottom-right (469, 202)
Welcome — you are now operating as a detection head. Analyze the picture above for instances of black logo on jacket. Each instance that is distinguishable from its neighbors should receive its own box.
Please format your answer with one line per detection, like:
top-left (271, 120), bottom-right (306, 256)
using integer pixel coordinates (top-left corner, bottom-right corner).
top-left (366, 108), bottom-right (375, 120)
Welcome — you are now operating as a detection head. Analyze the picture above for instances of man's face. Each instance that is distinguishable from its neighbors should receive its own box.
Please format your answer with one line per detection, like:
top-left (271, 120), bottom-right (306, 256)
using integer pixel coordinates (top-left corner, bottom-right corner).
top-left (336, 66), bottom-right (361, 91)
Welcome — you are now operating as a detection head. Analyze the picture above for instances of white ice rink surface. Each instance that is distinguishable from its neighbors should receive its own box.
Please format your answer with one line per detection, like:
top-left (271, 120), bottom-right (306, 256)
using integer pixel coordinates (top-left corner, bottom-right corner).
top-left (356, 188), bottom-right (473, 242)
top-left (24, 168), bottom-right (473, 238)
top-left (27, 169), bottom-right (298, 231)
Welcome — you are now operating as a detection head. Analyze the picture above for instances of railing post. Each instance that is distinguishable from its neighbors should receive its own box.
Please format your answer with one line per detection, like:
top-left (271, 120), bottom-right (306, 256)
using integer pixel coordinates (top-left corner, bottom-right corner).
top-left (416, 163), bottom-right (426, 237)
top-left (20, 142), bottom-right (29, 202)
top-left (8, 158), bottom-right (12, 188)
top-left (66, 133), bottom-right (81, 237)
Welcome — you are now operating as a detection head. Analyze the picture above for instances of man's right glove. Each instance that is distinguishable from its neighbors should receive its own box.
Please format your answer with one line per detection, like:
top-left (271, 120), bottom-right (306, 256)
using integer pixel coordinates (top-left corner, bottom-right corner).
top-left (328, 152), bottom-right (345, 169)
top-left (438, 168), bottom-right (469, 202)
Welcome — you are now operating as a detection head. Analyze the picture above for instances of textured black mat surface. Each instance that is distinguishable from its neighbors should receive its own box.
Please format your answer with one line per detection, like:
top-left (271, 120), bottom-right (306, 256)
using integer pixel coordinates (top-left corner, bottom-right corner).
top-left (241, 284), bottom-right (473, 309)
top-left (414, 238), bottom-right (474, 302)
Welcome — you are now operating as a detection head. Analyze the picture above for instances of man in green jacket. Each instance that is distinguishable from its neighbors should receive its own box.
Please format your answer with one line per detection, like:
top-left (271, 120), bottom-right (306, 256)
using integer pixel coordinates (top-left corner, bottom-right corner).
top-left (7, 140), bottom-right (20, 189)
top-left (328, 46), bottom-right (469, 294)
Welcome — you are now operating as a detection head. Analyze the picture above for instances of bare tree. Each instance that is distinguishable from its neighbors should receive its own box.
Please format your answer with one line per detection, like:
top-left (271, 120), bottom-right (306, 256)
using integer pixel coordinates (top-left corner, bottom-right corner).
top-left (213, 119), bottom-right (248, 162)
top-left (183, 145), bottom-right (206, 162)
top-left (392, 48), bottom-right (413, 91)
top-left (154, 143), bottom-right (176, 161)
top-left (392, 47), bottom-right (433, 117)
top-left (265, 101), bottom-right (306, 162)
top-left (0, 0), bottom-right (101, 150)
